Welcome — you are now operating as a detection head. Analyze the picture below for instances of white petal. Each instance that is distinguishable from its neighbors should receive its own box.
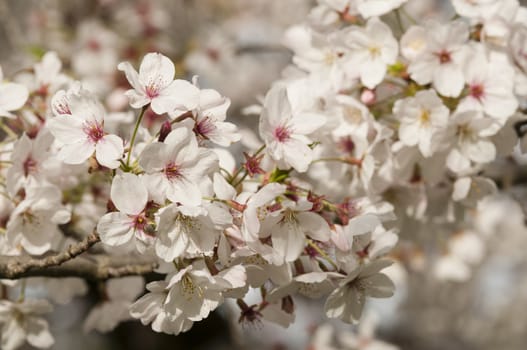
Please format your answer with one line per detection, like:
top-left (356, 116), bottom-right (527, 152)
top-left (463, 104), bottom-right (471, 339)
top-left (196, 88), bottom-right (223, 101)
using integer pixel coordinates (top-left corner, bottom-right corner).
top-left (0, 83), bottom-right (29, 112)
top-left (111, 173), bottom-right (148, 215)
top-left (97, 212), bottom-right (136, 246)
top-left (46, 115), bottom-right (85, 144)
top-left (139, 53), bottom-right (175, 88)
top-left (96, 134), bottom-right (124, 169)
top-left (167, 178), bottom-right (202, 206)
top-left (272, 221), bottom-right (305, 262)
top-left (26, 317), bottom-right (54, 348)
top-left (117, 61), bottom-right (144, 92)
top-left (58, 141), bottom-right (94, 164)
top-left (154, 80), bottom-right (200, 115)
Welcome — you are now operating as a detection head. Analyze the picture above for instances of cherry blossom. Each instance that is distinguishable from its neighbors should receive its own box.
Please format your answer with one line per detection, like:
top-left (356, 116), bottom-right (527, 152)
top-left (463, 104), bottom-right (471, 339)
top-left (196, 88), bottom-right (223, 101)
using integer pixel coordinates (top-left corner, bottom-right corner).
top-left (341, 17), bottom-right (399, 88)
top-left (405, 20), bottom-right (470, 97)
top-left (259, 85), bottom-right (325, 172)
top-left (46, 90), bottom-right (124, 168)
top-left (97, 173), bottom-right (153, 250)
top-left (324, 260), bottom-right (395, 323)
top-left (118, 52), bottom-right (200, 114)
top-left (0, 299), bottom-right (54, 350)
top-left (139, 122), bottom-right (218, 206)
top-left (393, 89), bottom-right (449, 157)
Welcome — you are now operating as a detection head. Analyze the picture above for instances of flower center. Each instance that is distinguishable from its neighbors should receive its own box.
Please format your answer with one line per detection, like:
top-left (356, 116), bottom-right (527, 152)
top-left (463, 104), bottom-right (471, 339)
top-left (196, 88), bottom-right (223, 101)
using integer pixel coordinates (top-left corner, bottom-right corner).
top-left (145, 77), bottom-right (165, 99)
top-left (435, 49), bottom-right (452, 64)
top-left (194, 116), bottom-right (216, 138)
top-left (164, 162), bottom-right (182, 180)
top-left (181, 274), bottom-right (203, 299)
top-left (469, 83), bottom-right (485, 101)
top-left (419, 109), bottom-right (431, 125)
top-left (368, 45), bottom-right (381, 58)
top-left (338, 136), bottom-right (355, 155)
top-left (83, 121), bottom-right (104, 144)
top-left (273, 125), bottom-right (292, 143)
top-left (132, 214), bottom-right (147, 232)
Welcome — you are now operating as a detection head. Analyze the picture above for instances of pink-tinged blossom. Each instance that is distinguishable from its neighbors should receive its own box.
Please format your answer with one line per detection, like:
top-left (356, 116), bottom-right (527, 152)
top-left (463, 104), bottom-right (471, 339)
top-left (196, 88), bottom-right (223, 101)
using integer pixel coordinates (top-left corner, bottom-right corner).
top-left (259, 85), bottom-right (325, 172)
top-left (6, 130), bottom-right (54, 195)
top-left (139, 122), bottom-right (218, 206)
top-left (404, 20), bottom-right (471, 97)
top-left (0, 299), bottom-right (54, 350)
top-left (0, 66), bottom-right (29, 118)
top-left (97, 173), bottom-right (153, 250)
top-left (118, 52), bottom-right (200, 114)
top-left (46, 91), bottom-right (124, 168)
top-left (172, 81), bottom-right (240, 146)
top-left (458, 47), bottom-right (518, 121)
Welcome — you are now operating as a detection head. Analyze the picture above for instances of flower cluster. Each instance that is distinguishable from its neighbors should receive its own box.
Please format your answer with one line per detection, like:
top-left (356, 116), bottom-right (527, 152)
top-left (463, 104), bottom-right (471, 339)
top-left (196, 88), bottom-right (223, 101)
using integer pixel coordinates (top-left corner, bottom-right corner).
top-left (0, 0), bottom-right (526, 349)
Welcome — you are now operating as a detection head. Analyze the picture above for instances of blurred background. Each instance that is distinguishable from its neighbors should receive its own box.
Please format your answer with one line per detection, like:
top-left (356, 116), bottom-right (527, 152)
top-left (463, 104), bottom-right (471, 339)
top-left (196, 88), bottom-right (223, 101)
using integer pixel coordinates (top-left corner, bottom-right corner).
top-left (2, 0), bottom-right (527, 349)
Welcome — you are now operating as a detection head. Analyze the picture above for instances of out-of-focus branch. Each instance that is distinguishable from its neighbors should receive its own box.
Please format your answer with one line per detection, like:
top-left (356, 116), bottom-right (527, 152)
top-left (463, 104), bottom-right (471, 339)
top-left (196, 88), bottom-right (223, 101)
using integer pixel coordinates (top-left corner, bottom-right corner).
top-left (0, 232), bottom-right (159, 280)
top-left (0, 232), bottom-right (100, 279)
top-left (0, 255), bottom-right (159, 281)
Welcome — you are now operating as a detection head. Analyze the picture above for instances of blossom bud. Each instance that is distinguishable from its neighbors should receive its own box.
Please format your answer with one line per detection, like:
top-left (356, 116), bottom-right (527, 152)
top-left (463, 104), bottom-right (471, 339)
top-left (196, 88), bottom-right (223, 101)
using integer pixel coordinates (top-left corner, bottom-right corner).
top-left (158, 121), bottom-right (172, 142)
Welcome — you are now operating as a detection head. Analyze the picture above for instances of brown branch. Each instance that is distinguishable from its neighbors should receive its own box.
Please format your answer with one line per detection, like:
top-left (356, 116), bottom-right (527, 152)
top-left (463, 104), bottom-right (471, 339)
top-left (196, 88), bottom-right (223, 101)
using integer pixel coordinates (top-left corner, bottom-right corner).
top-left (0, 232), bottom-right (159, 280)
top-left (0, 255), bottom-right (159, 281)
top-left (0, 232), bottom-right (100, 279)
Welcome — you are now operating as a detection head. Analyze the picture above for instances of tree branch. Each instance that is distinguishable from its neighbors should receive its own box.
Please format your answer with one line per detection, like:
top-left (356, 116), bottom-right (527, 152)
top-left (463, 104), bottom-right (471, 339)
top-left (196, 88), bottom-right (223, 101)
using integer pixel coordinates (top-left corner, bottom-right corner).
top-left (0, 232), bottom-right (159, 280)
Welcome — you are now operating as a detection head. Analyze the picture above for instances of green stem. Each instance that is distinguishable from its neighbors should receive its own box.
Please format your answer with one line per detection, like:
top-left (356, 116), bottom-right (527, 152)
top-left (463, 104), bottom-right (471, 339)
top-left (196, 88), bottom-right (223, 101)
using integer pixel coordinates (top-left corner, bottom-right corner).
top-left (307, 239), bottom-right (339, 270)
top-left (18, 279), bottom-right (27, 302)
top-left (126, 105), bottom-right (148, 168)
top-left (0, 120), bottom-right (17, 139)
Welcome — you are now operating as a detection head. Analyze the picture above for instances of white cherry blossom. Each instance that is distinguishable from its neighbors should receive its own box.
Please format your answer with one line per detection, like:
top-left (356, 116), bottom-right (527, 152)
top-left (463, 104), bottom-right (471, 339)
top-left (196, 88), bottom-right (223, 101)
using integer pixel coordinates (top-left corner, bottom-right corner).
top-left (458, 47), bottom-right (518, 121)
top-left (46, 90), bottom-right (124, 168)
top-left (139, 122), bottom-right (218, 206)
top-left (341, 17), bottom-right (399, 88)
top-left (259, 85), bottom-right (325, 172)
top-left (118, 52), bottom-right (200, 114)
top-left (405, 20), bottom-right (470, 97)
top-left (97, 173), bottom-right (153, 250)
top-left (324, 260), bottom-right (395, 323)
top-left (393, 89), bottom-right (449, 157)
top-left (6, 185), bottom-right (70, 255)
top-left (0, 299), bottom-right (54, 350)
top-left (445, 111), bottom-right (497, 173)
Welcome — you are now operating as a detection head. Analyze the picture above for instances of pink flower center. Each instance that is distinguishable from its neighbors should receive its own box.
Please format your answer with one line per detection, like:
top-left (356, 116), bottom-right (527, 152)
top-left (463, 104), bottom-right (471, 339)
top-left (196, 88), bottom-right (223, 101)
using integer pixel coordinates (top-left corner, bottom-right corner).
top-left (145, 77), bottom-right (164, 99)
top-left (338, 136), bottom-right (355, 154)
top-left (54, 99), bottom-right (71, 115)
top-left (23, 156), bottom-right (38, 177)
top-left (273, 125), bottom-right (292, 143)
top-left (83, 121), bottom-right (104, 144)
top-left (132, 214), bottom-right (147, 232)
top-left (469, 83), bottom-right (485, 101)
top-left (435, 49), bottom-right (452, 64)
top-left (164, 162), bottom-right (182, 180)
top-left (194, 116), bottom-right (216, 138)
